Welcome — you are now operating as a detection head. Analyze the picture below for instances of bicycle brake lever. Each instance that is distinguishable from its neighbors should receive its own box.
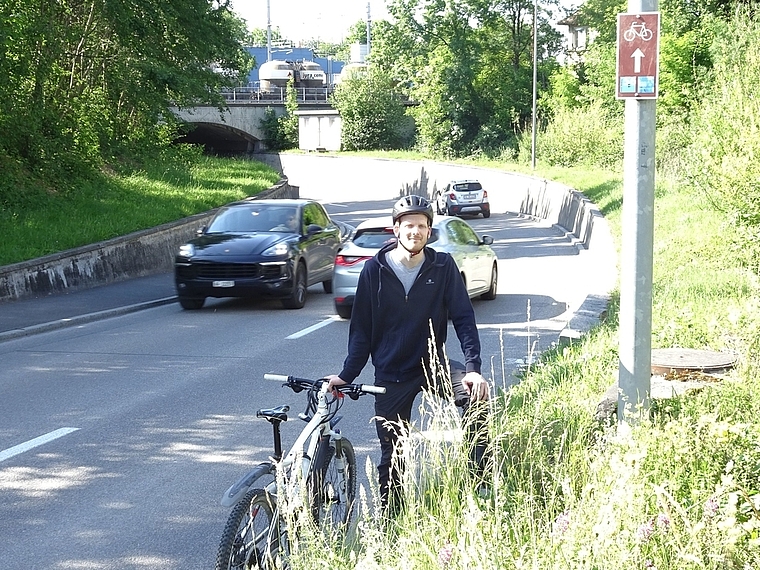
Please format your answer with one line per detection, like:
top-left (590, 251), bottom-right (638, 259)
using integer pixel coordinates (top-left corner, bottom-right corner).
top-left (347, 390), bottom-right (360, 401)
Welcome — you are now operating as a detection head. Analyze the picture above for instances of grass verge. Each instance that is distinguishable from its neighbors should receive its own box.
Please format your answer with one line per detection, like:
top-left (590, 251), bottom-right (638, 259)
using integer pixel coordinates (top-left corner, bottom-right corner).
top-left (0, 154), bottom-right (281, 266)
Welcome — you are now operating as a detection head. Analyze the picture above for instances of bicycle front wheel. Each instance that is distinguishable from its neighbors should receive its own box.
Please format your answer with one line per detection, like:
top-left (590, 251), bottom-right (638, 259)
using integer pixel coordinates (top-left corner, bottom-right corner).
top-left (309, 437), bottom-right (357, 532)
top-left (215, 489), bottom-right (280, 570)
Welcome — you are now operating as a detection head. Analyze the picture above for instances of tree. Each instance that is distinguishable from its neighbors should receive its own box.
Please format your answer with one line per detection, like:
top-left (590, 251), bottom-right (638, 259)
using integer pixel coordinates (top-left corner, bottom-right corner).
top-left (0, 0), bottom-right (252, 185)
top-left (331, 70), bottom-right (410, 151)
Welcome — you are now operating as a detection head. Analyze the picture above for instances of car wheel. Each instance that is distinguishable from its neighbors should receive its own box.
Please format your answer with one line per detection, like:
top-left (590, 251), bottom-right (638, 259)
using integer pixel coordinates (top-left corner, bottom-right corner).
top-left (335, 303), bottom-right (352, 320)
top-left (322, 279), bottom-right (333, 294)
top-left (482, 210), bottom-right (491, 219)
top-left (178, 296), bottom-right (205, 310)
top-left (282, 262), bottom-right (307, 309)
top-left (481, 264), bottom-right (498, 300)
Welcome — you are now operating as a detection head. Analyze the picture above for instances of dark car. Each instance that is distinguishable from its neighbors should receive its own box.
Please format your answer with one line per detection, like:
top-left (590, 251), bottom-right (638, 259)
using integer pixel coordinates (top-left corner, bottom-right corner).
top-left (174, 199), bottom-right (341, 310)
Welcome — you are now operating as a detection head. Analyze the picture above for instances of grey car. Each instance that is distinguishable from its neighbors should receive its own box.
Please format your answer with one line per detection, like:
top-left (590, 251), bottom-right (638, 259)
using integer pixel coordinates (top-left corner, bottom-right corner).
top-left (332, 215), bottom-right (498, 319)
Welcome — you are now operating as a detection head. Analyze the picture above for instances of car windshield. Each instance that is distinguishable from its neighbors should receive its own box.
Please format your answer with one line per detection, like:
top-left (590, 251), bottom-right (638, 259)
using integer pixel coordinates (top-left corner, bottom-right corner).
top-left (207, 205), bottom-right (299, 233)
top-left (353, 227), bottom-right (440, 247)
top-left (452, 182), bottom-right (482, 192)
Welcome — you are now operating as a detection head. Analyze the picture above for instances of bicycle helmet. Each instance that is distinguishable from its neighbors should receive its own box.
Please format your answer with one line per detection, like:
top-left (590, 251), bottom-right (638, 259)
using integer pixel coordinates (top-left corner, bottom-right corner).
top-left (392, 195), bottom-right (434, 225)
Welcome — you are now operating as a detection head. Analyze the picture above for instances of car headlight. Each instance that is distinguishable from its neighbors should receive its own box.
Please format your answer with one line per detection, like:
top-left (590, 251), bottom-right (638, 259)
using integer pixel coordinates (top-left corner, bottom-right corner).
top-left (262, 241), bottom-right (290, 256)
top-left (178, 244), bottom-right (195, 258)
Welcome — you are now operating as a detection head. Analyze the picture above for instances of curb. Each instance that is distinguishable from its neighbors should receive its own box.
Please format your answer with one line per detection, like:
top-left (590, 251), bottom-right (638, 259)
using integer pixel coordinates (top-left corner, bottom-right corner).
top-left (0, 296), bottom-right (177, 343)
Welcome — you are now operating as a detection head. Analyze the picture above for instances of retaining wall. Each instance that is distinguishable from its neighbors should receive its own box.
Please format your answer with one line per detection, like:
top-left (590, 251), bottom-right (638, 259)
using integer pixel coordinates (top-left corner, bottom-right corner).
top-left (0, 180), bottom-right (298, 303)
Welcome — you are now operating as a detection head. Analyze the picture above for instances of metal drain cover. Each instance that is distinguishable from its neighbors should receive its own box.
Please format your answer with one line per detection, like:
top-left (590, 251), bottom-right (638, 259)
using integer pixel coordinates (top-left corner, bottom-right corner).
top-left (651, 348), bottom-right (737, 375)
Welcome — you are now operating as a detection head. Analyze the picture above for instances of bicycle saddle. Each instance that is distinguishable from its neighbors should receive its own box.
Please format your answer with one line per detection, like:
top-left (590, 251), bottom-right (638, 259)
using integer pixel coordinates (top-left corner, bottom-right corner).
top-left (256, 405), bottom-right (290, 422)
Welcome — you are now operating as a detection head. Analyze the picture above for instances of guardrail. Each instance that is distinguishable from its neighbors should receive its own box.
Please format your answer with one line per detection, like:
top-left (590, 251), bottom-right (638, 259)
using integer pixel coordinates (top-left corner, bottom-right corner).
top-left (221, 86), bottom-right (333, 103)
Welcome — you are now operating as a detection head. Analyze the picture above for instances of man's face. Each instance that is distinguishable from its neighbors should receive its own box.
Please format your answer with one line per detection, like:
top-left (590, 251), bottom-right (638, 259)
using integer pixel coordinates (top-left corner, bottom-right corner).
top-left (394, 213), bottom-right (431, 254)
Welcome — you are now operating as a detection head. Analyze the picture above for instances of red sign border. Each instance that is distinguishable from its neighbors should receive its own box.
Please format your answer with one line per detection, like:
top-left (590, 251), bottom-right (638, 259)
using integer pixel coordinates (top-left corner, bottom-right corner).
top-left (616, 12), bottom-right (660, 100)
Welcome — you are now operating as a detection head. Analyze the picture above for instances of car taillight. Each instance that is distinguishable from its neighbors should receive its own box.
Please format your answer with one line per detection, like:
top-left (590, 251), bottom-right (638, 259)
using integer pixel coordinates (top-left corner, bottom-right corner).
top-left (483, 190), bottom-right (489, 202)
top-left (448, 192), bottom-right (457, 200)
top-left (335, 255), bottom-right (371, 266)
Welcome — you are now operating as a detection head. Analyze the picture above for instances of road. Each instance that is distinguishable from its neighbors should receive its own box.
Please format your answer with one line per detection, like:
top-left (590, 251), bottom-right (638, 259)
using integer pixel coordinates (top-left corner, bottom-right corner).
top-left (0, 198), bottom-right (599, 569)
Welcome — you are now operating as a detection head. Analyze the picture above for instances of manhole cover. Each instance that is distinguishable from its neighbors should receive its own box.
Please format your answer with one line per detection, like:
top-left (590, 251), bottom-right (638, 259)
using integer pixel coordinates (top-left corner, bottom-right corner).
top-left (651, 348), bottom-right (736, 375)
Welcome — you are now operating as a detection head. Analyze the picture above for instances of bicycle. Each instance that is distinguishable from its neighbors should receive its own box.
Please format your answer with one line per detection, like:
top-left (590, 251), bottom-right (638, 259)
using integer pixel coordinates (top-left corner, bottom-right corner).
top-left (214, 373), bottom-right (385, 570)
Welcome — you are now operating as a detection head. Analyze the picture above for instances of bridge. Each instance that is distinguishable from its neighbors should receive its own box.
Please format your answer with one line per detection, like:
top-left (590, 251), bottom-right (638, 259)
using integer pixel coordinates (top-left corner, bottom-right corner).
top-left (172, 86), bottom-right (335, 154)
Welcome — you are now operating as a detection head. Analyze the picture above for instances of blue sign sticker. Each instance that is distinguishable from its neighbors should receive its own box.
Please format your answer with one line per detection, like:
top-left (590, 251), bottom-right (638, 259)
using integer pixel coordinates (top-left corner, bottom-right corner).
top-left (619, 77), bottom-right (636, 93)
top-left (637, 76), bottom-right (655, 93)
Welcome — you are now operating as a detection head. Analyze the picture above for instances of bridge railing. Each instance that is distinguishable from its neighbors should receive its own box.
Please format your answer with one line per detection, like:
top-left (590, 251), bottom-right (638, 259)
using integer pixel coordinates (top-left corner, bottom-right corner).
top-left (221, 86), bottom-right (333, 104)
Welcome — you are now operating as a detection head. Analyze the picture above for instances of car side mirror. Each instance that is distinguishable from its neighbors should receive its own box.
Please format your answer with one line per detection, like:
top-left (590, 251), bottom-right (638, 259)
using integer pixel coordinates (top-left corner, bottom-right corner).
top-left (306, 224), bottom-right (322, 235)
top-left (196, 226), bottom-right (206, 236)
top-left (482, 235), bottom-right (494, 245)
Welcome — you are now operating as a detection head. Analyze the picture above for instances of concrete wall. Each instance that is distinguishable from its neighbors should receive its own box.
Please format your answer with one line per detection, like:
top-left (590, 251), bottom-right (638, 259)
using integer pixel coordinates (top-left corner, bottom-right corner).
top-left (255, 154), bottom-right (612, 251)
top-left (0, 180), bottom-right (298, 303)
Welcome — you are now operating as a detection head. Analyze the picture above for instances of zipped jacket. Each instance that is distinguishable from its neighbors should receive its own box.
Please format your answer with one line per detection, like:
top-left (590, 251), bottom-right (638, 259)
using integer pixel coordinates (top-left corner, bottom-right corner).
top-left (338, 243), bottom-right (482, 383)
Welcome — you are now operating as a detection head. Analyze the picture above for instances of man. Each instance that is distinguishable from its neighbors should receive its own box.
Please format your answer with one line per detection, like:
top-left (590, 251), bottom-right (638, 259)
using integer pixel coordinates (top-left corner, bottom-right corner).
top-left (327, 194), bottom-right (489, 512)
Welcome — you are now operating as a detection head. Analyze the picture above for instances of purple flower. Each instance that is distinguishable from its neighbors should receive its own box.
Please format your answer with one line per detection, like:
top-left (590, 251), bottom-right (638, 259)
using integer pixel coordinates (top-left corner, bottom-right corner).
top-left (438, 543), bottom-right (454, 567)
top-left (553, 510), bottom-right (570, 535)
top-left (656, 513), bottom-right (671, 532)
top-left (704, 497), bottom-right (719, 519)
top-left (636, 519), bottom-right (655, 543)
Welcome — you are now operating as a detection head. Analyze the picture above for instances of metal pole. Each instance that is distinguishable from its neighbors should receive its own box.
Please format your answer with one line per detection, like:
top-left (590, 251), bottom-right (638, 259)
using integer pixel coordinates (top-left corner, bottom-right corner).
top-left (531, 0), bottom-right (538, 169)
top-left (617, 0), bottom-right (658, 425)
top-left (266, 0), bottom-right (272, 62)
top-left (366, 2), bottom-right (372, 56)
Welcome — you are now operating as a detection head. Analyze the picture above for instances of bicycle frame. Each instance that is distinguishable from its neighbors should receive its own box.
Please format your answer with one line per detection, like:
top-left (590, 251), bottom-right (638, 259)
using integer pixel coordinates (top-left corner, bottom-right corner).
top-left (221, 375), bottom-right (381, 508)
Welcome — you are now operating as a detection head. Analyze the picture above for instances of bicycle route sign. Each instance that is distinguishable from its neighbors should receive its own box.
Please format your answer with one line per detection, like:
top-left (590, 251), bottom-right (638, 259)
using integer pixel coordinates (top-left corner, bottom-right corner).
top-left (616, 12), bottom-right (660, 99)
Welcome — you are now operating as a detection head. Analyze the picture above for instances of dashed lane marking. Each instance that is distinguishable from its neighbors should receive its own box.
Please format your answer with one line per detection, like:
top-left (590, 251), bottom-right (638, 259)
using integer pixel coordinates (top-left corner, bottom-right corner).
top-left (0, 428), bottom-right (80, 463)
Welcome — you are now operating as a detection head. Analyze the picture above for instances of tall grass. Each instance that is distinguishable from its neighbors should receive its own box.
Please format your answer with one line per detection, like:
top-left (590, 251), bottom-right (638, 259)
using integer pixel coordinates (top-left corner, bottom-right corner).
top-left (0, 151), bottom-right (280, 266)
top-left (280, 161), bottom-right (760, 568)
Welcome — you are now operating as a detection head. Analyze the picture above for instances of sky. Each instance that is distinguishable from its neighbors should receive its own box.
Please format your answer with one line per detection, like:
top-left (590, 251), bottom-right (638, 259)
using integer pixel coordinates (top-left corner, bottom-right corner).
top-left (229, 0), bottom-right (391, 44)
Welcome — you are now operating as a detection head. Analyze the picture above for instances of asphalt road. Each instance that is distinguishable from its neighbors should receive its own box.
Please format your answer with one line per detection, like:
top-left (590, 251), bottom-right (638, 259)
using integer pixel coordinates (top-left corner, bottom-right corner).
top-left (0, 198), bottom-right (607, 569)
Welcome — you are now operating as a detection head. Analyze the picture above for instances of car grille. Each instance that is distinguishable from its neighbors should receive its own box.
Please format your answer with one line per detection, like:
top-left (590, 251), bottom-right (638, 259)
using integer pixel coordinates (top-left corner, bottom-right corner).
top-left (179, 263), bottom-right (283, 280)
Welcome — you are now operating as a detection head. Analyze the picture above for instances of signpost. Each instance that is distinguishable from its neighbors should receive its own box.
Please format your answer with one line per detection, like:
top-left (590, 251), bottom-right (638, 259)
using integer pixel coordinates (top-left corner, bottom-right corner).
top-left (616, 12), bottom-right (660, 99)
top-left (617, 5), bottom-right (659, 426)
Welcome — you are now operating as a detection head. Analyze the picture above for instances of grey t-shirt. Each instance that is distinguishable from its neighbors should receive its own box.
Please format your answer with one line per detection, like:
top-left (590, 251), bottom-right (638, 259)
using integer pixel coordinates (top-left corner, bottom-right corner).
top-left (387, 253), bottom-right (423, 294)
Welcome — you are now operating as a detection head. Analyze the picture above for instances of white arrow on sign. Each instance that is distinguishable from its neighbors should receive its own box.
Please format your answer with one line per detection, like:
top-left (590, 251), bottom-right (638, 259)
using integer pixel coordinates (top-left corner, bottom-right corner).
top-left (631, 48), bottom-right (645, 73)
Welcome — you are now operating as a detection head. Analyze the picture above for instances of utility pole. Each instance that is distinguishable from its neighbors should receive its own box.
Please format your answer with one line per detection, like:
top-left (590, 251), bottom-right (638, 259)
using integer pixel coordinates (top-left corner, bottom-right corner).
top-left (366, 2), bottom-right (372, 56)
top-left (266, 0), bottom-right (272, 62)
top-left (530, 0), bottom-right (538, 169)
top-left (616, 0), bottom-right (660, 425)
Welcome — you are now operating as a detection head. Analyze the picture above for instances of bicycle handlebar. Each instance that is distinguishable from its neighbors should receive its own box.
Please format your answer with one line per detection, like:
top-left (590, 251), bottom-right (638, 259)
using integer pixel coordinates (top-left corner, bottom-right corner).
top-left (263, 373), bottom-right (386, 396)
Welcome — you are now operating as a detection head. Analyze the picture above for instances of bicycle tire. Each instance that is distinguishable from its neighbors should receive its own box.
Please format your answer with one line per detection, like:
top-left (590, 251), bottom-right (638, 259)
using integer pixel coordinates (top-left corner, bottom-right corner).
top-left (215, 489), bottom-right (281, 570)
top-left (308, 438), bottom-right (357, 532)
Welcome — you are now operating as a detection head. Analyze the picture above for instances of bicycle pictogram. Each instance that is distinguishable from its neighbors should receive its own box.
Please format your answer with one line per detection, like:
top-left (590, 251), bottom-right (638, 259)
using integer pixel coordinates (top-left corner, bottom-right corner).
top-left (623, 21), bottom-right (654, 41)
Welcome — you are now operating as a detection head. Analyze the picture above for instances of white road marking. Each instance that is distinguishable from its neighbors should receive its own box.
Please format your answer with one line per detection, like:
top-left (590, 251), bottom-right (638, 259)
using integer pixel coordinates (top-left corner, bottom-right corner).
top-left (286, 316), bottom-right (340, 339)
top-left (0, 428), bottom-right (80, 463)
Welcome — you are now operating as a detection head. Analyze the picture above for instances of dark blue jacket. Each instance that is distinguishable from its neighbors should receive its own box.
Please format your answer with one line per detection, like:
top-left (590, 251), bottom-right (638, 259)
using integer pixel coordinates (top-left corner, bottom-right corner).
top-left (338, 243), bottom-right (482, 383)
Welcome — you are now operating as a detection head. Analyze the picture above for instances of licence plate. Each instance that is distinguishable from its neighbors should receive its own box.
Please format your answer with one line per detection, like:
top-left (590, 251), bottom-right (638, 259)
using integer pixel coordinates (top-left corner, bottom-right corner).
top-left (462, 193), bottom-right (476, 200)
top-left (212, 280), bottom-right (235, 288)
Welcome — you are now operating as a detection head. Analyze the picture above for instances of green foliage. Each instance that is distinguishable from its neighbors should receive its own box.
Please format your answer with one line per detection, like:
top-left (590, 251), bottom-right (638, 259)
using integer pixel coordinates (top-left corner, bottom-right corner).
top-left (522, 100), bottom-right (623, 168)
top-left (258, 80), bottom-right (299, 151)
top-left (0, 0), bottom-right (252, 196)
top-left (331, 70), bottom-right (410, 151)
top-left (684, 14), bottom-right (760, 238)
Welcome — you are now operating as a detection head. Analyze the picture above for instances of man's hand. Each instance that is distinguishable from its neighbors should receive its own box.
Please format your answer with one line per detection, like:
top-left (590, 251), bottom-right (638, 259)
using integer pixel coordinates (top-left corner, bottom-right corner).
top-left (462, 372), bottom-right (490, 402)
top-left (325, 374), bottom-right (348, 394)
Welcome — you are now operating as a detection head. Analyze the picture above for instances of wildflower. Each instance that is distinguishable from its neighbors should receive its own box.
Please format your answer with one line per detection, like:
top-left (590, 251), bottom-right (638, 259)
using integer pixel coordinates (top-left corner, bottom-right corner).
top-left (636, 519), bottom-right (655, 543)
top-left (656, 513), bottom-right (671, 532)
top-left (704, 497), bottom-right (719, 519)
top-left (553, 510), bottom-right (571, 535)
top-left (438, 543), bottom-right (454, 567)
top-left (645, 560), bottom-right (657, 570)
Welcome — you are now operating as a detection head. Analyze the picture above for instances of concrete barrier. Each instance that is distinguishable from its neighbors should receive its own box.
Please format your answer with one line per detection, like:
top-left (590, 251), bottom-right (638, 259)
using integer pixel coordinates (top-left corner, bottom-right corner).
top-left (0, 179), bottom-right (298, 303)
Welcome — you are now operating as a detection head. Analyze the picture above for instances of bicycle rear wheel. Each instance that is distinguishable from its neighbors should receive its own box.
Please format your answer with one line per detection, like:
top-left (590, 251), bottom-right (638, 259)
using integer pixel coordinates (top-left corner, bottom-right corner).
top-left (215, 489), bottom-right (281, 570)
top-left (309, 437), bottom-right (357, 532)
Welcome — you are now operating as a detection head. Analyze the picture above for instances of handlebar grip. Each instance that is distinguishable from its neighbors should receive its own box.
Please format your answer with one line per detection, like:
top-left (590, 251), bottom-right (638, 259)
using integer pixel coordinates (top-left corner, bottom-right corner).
top-left (361, 384), bottom-right (386, 395)
top-left (263, 373), bottom-right (290, 382)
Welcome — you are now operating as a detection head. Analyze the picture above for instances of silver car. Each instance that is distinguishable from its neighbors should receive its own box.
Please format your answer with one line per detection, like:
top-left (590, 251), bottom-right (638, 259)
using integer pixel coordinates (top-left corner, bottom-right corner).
top-left (433, 179), bottom-right (491, 218)
top-left (333, 216), bottom-right (498, 319)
